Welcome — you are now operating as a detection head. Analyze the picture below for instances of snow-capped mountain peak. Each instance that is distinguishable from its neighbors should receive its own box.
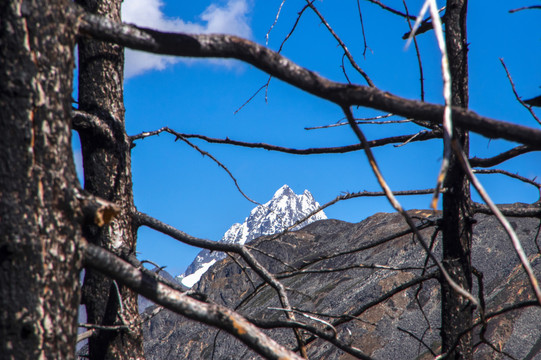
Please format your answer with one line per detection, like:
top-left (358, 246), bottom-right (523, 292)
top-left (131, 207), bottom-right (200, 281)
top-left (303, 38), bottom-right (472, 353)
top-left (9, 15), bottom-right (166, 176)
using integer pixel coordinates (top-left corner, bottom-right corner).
top-left (176, 185), bottom-right (327, 287)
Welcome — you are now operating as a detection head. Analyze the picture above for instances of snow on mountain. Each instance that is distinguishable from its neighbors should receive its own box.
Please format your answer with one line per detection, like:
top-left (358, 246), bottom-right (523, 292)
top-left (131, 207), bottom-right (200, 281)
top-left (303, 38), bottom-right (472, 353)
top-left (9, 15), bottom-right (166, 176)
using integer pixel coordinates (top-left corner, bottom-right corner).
top-left (176, 185), bottom-right (327, 288)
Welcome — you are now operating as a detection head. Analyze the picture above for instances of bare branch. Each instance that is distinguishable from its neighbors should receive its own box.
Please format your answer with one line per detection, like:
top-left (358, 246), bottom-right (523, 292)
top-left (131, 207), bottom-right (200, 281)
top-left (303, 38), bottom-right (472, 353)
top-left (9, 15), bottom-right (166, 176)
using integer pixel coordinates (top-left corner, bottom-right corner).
top-left (130, 126), bottom-right (441, 155)
top-left (249, 317), bottom-right (374, 360)
top-left (82, 240), bottom-right (305, 360)
top-left (266, 0), bottom-right (288, 45)
top-left (175, 135), bottom-right (260, 205)
top-left (397, 327), bottom-right (437, 356)
top-left (469, 145), bottom-right (536, 168)
top-left (226, 253), bottom-right (258, 291)
top-left (305, 114), bottom-right (407, 130)
top-left (72, 109), bottom-right (115, 144)
top-left (410, 0), bottom-right (452, 211)
top-left (356, 0), bottom-right (371, 57)
top-left (277, 263), bottom-right (429, 279)
top-left (402, 13), bottom-right (445, 40)
top-left (234, 84), bottom-right (267, 114)
top-left (134, 211), bottom-right (240, 252)
top-left (472, 203), bottom-right (541, 218)
top-left (509, 5), bottom-right (541, 13)
top-left (500, 58), bottom-right (541, 126)
top-left (78, 323), bottom-right (129, 331)
top-left (77, 329), bottom-right (96, 344)
top-left (473, 169), bottom-right (541, 198)
top-left (237, 247), bottom-right (309, 358)
top-left (365, 0), bottom-right (415, 19)
top-left (76, 9), bottom-right (541, 148)
top-left (268, 307), bottom-right (337, 338)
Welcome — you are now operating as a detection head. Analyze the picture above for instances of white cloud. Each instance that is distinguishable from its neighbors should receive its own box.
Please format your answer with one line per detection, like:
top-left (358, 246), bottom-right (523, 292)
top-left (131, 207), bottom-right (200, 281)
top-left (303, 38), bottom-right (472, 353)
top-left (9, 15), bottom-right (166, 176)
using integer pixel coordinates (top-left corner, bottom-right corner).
top-left (122, 0), bottom-right (252, 78)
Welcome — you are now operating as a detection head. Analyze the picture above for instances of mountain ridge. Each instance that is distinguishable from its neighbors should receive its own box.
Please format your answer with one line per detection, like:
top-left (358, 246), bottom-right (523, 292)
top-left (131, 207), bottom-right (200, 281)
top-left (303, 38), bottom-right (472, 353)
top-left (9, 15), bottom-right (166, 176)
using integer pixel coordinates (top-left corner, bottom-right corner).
top-left (143, 207), bottom-right (541, 359)
top-left (176, 184), bottom-right (327, 287)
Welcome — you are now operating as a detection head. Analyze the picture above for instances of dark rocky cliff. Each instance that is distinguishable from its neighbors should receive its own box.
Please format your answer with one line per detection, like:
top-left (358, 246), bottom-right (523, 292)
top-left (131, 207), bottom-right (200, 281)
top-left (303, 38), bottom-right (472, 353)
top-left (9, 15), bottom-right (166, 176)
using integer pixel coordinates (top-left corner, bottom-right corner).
top-left (143, 208), bottom-right (541, 359)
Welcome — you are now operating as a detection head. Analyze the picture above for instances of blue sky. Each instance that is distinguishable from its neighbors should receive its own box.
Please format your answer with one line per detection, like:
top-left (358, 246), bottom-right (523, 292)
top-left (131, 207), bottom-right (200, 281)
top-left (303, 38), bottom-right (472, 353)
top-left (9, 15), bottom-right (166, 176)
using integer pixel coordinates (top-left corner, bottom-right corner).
top-left (74, 0), bottom-right (541, 276)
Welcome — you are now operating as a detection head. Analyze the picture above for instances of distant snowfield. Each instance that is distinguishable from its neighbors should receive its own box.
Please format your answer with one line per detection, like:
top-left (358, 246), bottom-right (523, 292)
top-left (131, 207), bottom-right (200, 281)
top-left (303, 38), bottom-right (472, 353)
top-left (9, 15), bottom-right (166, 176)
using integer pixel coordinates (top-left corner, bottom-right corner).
top-left (180, 259), bottom-right (216, 288)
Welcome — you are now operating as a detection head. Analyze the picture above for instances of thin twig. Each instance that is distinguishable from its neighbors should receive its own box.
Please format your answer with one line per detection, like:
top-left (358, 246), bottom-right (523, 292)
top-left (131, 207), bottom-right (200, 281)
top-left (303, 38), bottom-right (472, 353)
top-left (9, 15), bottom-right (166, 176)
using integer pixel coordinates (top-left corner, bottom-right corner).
top-left (305, 114), bottom-right (410, 130)
top-left (394, 130), bottom-right (430, 147)
top-left (130, 126), bottom-right (441, 155)
top-left (245, 244), bottom-right (297, 271)
top-left (305, 0), bottom-right (374, 87)
top-left (234, 84), bottom-right (267, 114)
top-left (226, 253), bottom-right (258, 292)
top-left (469, 145), bottom-right (535, 168)
top-left (403, 0), bottom-right (425, 101)
top-left (356, 0), bottom-right (371, 57)
top-left (509, 5), bottom-right (541, 13)
top-left (277, 263), bottom-right (430, 279)
top-left (268, 307), bottom-right (338, 338)
top-left (340, 53), bottom-right (352, 84)
top-left (473, 169), bottom-right (541, 198)
top-left (239, 1), bottom-right (313, 112)
top-left (174, 135), bottom-right (260, 205)
top-left (300, 271), bottom-right (441, 350)
top-left (112, 280), bottom-right (128, 326)
top-left (500, 58), bottom-right (541, 126)
top-left (266, 0), bottom-right (288, 45)
top-left (397, 327), bottom-right (437, 356)
top-left (78, 323), bottom-right (129, 331)
top-left (365, 0), bottom-right (415, 19)
top-left (77, 329), bottom-right (96, 343)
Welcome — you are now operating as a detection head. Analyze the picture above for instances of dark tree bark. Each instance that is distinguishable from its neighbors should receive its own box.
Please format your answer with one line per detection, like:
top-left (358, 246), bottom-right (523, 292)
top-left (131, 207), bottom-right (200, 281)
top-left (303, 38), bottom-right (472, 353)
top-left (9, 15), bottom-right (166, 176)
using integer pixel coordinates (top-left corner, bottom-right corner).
top-left (75, 0), bottom-right (144, 358)
top-left (0, 0), bottom-right (82, 358)
top-left (441, 0), bottom-right (473, 359)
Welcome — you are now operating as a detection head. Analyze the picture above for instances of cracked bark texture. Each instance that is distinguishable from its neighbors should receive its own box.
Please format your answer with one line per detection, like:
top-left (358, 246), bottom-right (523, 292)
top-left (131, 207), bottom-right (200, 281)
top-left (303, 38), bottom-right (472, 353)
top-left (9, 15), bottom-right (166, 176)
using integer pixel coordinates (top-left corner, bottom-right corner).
top-left (75, 0), bottom-right (144, 358)
top-left (0, 0), bottom-right (82, 358)
top-left (441, 0), bottom-right (473, 359)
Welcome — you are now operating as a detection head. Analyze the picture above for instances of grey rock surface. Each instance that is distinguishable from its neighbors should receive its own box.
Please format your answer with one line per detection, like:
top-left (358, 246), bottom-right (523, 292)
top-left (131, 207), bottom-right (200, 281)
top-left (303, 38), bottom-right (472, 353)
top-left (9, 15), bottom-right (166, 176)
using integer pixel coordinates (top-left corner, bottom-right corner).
top-left (143, 207), bottom-right (541, 359)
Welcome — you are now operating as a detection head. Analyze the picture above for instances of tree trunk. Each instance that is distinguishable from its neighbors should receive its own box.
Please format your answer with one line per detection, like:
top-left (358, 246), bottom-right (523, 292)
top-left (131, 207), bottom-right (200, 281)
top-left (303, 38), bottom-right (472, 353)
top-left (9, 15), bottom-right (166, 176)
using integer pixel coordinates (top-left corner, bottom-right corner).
top-left (441, 0), bottom-right (472, 359)
top-left (75, 0), bottom-right (145, 358)
top-left (0, 0), bottom-right (81, 358)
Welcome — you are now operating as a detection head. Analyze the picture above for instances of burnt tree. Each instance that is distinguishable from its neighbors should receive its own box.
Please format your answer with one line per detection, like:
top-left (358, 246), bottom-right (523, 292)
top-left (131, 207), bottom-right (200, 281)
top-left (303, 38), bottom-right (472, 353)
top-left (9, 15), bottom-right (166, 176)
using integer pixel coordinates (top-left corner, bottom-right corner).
top-left (74, 0), bottom-right (145, 358)
top-left (440, 0), bottom-right (474, 358)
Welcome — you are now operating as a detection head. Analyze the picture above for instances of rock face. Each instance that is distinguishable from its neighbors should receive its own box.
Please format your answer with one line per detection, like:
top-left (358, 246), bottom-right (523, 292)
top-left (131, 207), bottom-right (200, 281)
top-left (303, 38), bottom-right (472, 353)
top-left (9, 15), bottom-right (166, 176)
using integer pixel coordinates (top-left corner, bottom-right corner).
top-left (176, 185), bottom-right (327, 288)
top-left (143, 207), bottom-right (541, 359)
